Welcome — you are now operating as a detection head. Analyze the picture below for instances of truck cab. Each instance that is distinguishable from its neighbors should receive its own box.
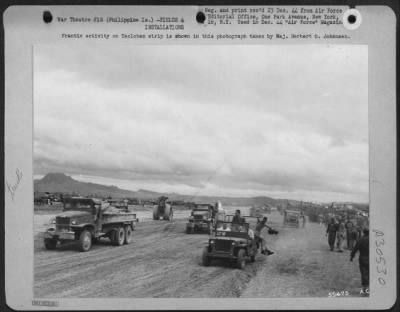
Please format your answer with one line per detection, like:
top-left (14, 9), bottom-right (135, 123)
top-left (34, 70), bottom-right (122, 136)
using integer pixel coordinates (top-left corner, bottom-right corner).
top-left (186, 204), bottom-right (214, 234)
top-left (284, 209), bottom-right (301, 227)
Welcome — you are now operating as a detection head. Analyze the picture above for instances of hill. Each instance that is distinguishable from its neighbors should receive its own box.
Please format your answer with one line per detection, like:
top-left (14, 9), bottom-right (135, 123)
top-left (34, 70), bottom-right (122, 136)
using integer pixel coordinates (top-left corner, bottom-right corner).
top-left (34, 173), bottom-right (368, 210)
top-left (35, 173), bottom-right (153, 199)
top-left (34, 173), bottom-right (279, 206)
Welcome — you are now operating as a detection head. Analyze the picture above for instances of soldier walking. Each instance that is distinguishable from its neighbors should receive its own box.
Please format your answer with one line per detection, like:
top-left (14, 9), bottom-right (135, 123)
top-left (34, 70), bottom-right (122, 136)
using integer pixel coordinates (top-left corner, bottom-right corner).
top-left (345, 218), bottom-right (354, 249)
top-left (336, 219), bottom-right (346, 252)
top-left (326, 218), bottom-right (338, 251)
top-left (255, 217), bottom-right (275, 256)
top-left (350, 228), bottom-right (369, 294)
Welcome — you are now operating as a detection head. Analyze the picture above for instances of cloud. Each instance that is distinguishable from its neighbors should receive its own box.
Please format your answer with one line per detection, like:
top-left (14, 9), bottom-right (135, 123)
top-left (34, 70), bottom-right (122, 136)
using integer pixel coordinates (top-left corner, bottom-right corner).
top-left (34, 44), bottom-right (368, 202)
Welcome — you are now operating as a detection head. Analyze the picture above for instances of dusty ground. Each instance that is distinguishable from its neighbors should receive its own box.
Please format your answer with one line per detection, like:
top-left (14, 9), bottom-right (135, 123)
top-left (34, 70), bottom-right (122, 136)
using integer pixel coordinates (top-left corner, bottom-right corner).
top-left (34, 207), bottom-right (366, 298)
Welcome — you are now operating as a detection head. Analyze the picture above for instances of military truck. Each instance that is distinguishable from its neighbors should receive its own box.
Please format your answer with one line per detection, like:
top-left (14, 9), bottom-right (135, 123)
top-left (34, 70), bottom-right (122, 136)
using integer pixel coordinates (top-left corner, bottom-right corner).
top-left (43, 197), bottom-right (138, 252)
top-left (202, 217), bottom-right (260, 269)
top-left (283, 209), bottom-right (301, 227)
top-left (186, 204), bottom-right (215, 234)
top-left (153, 196), bottom-right (173, 221)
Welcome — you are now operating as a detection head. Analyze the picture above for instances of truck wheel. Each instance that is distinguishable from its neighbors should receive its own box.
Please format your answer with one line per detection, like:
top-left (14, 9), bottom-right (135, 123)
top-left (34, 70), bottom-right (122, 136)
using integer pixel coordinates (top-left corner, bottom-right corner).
top-left (44, 238), bottom-right (57, 250)
top-left (124, 225), bottom-right (133, 244)
top-left (202, 247), bottom-right (211, 266)
top-left (237, 249), bottom-right (246, 269)
top-left (112, 227), bottom-right (125, 246)
top-left (79, 230), bottom-right (92, 252)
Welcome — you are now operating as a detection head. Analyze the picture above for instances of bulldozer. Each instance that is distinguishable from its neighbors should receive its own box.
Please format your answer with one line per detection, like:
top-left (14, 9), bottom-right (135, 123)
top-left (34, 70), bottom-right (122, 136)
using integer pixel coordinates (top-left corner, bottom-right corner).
top-left (153, 196), bottom-right (173, 221)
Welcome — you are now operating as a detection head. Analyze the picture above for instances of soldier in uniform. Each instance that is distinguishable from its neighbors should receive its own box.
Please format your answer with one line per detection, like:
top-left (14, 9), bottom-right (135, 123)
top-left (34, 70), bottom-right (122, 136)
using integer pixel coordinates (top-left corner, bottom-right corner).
top-left (326, 218), bottom-right (338, 251)
top-left (336, 218), bottom-right (346, 252)
top-left (232, 209), bottom-right (245, 224)
top-left (350, 228), bottom-right (369, 294)
top-left (255, 217), bottom-right (274, 256)
top-left (345, 218), bottom-right (354, 249)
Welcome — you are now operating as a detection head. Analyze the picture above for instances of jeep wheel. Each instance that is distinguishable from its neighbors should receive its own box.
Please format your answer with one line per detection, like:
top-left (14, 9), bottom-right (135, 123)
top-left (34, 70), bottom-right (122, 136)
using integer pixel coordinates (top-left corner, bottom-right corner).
top-left (202, 247), bottom-right (211, 266)
top-left (112, 227), bottom-right (125, 246)
top-left (44, 238), bottom-right (57, 250)
top-left (79, 230), bottom-right (92, 252)
top-left (237, 249), bottom-right (246, 269)
top-left (124, 225), bottom-right (133, 244)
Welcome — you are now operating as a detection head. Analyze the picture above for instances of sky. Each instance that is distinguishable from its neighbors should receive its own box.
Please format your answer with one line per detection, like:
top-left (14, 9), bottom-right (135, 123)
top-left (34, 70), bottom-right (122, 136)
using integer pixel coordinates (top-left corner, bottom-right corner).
top-left (34, 44), bottom-right (368, 203)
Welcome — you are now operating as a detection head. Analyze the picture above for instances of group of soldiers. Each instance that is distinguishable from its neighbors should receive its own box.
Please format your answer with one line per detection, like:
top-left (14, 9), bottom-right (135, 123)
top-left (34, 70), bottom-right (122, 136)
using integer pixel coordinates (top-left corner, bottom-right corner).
top-left (325, 216), bottom-right (369, 294)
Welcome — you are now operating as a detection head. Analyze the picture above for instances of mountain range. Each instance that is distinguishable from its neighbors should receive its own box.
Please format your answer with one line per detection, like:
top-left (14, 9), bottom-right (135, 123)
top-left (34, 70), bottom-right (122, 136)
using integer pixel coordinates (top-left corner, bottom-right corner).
top-left (34, 173), bottom-right (369, 210)
top-left (34, 173), bottom-right (283, 206)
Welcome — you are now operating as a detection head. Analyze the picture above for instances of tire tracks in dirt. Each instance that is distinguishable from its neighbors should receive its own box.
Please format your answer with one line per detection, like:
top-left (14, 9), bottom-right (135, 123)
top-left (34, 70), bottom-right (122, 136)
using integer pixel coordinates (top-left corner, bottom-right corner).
top-left (34, 211), bottom-right (270, 298)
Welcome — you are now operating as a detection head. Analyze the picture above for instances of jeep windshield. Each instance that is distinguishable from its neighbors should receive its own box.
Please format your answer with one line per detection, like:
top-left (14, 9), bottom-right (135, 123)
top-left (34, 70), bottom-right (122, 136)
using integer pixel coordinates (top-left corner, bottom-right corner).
top-left (214, 221), bottom-right (249, 238)
top-left (63, 198), bottom-right (99, 211)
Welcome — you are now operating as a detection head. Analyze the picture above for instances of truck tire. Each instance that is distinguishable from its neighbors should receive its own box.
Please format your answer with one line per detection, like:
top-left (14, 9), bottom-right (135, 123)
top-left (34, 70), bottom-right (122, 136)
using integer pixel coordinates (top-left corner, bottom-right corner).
top-left (79, 230), bottom-right (92, 252)
top-left (237, 249), bottom-right (246, 269)
top-left (44, 238), bottom-right (57, 250)
top-left (112, 227), bottom-right (125, 246)
top-left (124, 225), bottom-right (132, 244)
top-left (202, 247), bottom-right (211, 266)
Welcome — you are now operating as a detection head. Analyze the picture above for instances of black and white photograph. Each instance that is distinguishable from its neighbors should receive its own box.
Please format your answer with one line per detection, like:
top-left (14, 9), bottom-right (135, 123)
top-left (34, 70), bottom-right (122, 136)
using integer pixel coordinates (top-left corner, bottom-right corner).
top-left (33, 44), bottom-right (370, 298)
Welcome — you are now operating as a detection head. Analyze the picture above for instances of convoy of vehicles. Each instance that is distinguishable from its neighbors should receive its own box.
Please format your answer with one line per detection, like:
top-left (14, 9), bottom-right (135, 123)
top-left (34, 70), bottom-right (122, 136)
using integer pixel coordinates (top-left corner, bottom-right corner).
top-left (43, 197), bottom-right (138, 252)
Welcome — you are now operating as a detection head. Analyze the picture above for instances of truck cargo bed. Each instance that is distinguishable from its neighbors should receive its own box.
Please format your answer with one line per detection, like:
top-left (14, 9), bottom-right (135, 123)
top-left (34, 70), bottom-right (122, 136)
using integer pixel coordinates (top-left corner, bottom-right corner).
top-left (102, 212), bottom-right (137, 224)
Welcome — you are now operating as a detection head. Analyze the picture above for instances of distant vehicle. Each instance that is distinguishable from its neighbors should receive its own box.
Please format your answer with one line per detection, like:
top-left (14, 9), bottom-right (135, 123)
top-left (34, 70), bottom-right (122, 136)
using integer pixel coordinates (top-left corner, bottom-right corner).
top-left (153, 196), bottom-right (173, 221)
top-left (202, 217), bottom-right (260, 269)
top-left (43, 197), bottom-right (138, 252)
top-left (186, 204), bottom-right (215, 234)
top-left (284, 209), bottom-right (301, 227)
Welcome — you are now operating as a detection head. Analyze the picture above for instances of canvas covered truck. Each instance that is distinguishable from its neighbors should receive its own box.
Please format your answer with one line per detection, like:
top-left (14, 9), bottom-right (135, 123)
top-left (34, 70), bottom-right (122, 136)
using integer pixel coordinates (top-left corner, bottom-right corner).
top-left (44, 197), bottom-right (138, 252)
